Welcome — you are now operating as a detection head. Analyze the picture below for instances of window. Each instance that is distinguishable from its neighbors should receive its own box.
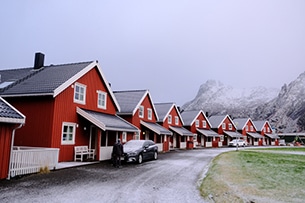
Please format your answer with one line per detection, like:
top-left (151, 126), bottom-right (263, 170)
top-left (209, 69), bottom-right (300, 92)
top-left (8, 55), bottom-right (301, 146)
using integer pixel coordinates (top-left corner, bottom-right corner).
top-left (61, 122), bottom-right (76, 145)
top-left (222, 123), bottom-right (226, 129)
top-left (147, 108), bottom-right (152, 120)
top-left (195, 120), bottom-right (199, 127)
top-left (228, 124), bottom-right (232, 130)
top-left (139, 106), bottom-right (144, 118)
top-left (122, 132), bottom-right (127, 142)
top-left (202, 121), bottom-right (207, 128)
top-left (97, 91), bottom-right (107, 109)
top-left (74, 83), bottom-right (86, 104)
top-left (193, 134), bottom-right (197, 141)
top-left (220, 135), bottom-right (224, 142)
top-left (250, 126), bottom-right (253, 131)
top-left (245, 126), bottom-right (249, 131)
top-left (134, 131), bottom-right (140, 140)
top-left (175, 116), bottom-right (179, 125)
top-left (168, 115), bottom-right (172, 124)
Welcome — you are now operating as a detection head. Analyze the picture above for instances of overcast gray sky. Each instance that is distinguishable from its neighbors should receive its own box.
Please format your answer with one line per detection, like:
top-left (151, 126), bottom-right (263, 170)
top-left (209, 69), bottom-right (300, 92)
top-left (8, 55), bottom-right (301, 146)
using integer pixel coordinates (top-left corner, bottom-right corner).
top-left (1, 1), bottom-right (305, 106)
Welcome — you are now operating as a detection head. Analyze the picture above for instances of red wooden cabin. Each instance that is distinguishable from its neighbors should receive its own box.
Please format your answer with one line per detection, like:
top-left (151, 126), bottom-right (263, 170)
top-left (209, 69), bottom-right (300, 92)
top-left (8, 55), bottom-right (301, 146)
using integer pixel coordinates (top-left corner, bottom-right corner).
top-left (155, 102), bottom-right (193, 151)
top-left (181, 110), bottom-right (220, 148)
top-left (0, 97), bottom-right (25, 179)
top-left (114, 90), bottom-right (172, 152)
top-left (0, 53), bottom-right (138, 162)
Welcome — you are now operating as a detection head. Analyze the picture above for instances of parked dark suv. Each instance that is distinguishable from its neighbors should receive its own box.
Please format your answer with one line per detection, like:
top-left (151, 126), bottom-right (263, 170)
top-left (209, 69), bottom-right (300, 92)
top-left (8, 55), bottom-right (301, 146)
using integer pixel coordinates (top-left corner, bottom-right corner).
top-left (123, 140), bottom-right (158, 164)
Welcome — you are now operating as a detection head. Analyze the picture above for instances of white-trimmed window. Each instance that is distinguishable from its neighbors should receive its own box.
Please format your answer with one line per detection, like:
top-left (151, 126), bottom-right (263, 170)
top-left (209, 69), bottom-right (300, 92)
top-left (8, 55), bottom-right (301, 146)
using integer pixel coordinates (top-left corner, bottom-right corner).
top-left (61, 122), bottom-right (76, 145)
top-left (267, 127), bottom-right (270, 132)
top-left (97, 91), bottom-right (107, 109)
top-left (74, 83), bottom-right (86, 104)
top-left (122, 132), bottom-right (127, 142)
top-left (134, 131), bottom-right (140, 140)
top-left (147, 108), bottom-right (152, 120)
top-left (222, 123), bottom-right (226, 129)
top-left (202, 120), bottom-right (207, 128)
top-left (193, 134), bottom-right (197, 141)
top-left (250, 126), bottom-right (253, 131)
top-left (168, 115), bottom-right (172, 124)
top-left (245, 125), bottom-right (249, 131)
top-left (220, 135), bottom-right (224, 142)
top-left (228, 124), bottom-right (232, 130)
top-left (195, 120), bottom-right (199, 127)
top-left (139, 106), bottom-right (144, 118)
top-left (175, 116), bottom-right (179, 125)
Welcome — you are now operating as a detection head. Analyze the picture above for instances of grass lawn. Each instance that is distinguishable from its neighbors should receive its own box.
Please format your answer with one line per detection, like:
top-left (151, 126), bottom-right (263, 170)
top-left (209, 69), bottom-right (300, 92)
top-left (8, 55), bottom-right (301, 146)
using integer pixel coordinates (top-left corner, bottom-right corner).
top-left (200, 149), bottom-right (305, 203)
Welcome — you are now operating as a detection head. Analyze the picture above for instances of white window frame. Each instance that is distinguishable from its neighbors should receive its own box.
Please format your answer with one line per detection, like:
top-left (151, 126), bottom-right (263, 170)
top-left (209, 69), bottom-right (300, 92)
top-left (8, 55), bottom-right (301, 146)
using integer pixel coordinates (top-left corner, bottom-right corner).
top-left (147, 108), bottom-right (152, 120)
top-left (74, 83), bottom-right (86, 104)
top-left (245, 125), bottom-right (249, 131)
top-left (250, 126), bottom-right (253, 131)
top-left (61, 122), bottom-right (76, 145)
top-left (202, 120), bottom-right (207, 128)
top-left (97, 91), bottom-right (107, 109)
top-left (122, 132), bottom-right (127, 142)
top-left (175, 116), bottom-right (179, 125)
top-left (222, 123), bottom-right (226, 129)
top-left (168, 115), bottom-right (172, 124)
top-left (228, 123), bottom-right (232, 130)
top-left (195, 120), bottom-right (199, 127)
top-left (134, 131), bottom-right (140, 140)
top-left (220, 135), bottom-right (224, 142)
top-left (139, 106), bottom-right (144, 118)
top-left (193, 134), bottom-right (197, 141)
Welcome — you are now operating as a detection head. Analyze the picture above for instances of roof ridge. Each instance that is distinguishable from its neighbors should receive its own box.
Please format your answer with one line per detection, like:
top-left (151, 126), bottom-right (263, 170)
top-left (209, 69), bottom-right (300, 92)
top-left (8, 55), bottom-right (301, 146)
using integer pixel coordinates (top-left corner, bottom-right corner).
top-left (114, 89), bottom-right (148, 93)
top-left (0, 68), bottom-right (44, 92)
top-left (46, 60), bottom-right (94, 67)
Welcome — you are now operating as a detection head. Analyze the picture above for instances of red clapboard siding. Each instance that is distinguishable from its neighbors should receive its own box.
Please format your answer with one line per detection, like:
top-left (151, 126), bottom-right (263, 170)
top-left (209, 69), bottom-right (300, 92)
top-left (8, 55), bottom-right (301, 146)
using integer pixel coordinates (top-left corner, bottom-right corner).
top-left (0, 124), bottom-right (14, 179)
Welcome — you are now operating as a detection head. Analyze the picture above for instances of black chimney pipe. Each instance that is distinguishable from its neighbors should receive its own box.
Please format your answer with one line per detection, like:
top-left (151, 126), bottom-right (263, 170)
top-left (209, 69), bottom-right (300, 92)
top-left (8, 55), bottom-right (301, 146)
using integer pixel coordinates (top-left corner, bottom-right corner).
top-left (34, 52), bottom-right (45, 69)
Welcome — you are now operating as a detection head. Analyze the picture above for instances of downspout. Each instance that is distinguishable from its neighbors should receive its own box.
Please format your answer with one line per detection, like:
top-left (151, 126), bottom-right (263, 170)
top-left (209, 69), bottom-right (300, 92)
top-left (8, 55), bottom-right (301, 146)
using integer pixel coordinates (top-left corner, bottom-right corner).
top-left (7, 123), bottom-right (23, 180)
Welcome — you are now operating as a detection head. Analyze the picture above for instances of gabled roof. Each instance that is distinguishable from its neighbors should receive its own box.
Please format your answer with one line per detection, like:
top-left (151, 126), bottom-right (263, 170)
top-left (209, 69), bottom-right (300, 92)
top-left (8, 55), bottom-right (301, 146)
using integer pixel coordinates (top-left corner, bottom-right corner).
top-left (253, 120), bottom-right (272, 132)
top-left (154, 102), bottom-right (184, 125)
top-left (0, 97), bottom-right (25, 124)
top-left (114, 89), bottom-right (158, 120)
top-left (233, 118), bottom-right (252, 131)
top-left (209, 115), bottom-right (236, 129)
top-left (196, 128), bottom-right (220, 137)
top-left (77, 108), bottom-right (139, 132)
top-left (247, 132), bottom-right (264, 138)
top-left (169, 126), bottom-right (193, 136)
top-left (140, 120), bottom-right (172, 135)
top-left (181, 110), bottom-right (211, 127)
top-left (0, 61), bottom-right (120, 111)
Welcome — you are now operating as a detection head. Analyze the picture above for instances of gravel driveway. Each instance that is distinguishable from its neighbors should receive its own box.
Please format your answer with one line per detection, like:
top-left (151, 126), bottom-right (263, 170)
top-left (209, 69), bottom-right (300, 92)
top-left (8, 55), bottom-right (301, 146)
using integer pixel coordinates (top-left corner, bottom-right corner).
top-left (0, 148), bottom-right (234, 203)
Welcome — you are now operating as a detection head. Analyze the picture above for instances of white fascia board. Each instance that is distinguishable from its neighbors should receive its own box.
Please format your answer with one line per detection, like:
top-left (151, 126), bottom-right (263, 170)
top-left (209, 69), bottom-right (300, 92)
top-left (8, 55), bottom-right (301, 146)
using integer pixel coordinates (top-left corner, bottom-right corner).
top-left (76, 107), bottom-right (106, 131)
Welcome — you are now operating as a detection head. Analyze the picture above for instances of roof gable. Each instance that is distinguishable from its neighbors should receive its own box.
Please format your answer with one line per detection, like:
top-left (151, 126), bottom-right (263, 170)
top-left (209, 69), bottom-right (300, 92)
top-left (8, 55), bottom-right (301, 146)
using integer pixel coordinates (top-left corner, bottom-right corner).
top-left (0, 97), bottom-right (25, 124)
top-left (209, 114), bottom-right (236, 129)
top-left (154, 102), bottom-right (184, 125)
top-left (233, 118), bottom-right (250, 130)
top-left (114, 89), bottom-right (158, 120)
top-left (181, 110), bottom-right (211, 127)
top-left (0, 61), bottom-right (120, 111)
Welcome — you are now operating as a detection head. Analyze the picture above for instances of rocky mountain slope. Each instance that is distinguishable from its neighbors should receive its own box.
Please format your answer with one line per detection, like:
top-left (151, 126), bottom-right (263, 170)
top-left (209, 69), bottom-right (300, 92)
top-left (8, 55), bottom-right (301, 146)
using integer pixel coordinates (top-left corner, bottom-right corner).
top-left (182, 71), bottom-right (305, 133)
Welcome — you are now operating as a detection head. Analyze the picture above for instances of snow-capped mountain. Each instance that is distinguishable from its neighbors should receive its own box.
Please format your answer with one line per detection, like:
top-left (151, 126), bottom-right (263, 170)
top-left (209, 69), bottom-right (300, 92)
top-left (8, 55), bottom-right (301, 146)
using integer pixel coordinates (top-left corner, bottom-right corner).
top-left (182, 80), bottom-right (279, 117)
top-left (182, 71), bottom-right (305, 133)
top-left (254, 71), bottom-right (305, 133)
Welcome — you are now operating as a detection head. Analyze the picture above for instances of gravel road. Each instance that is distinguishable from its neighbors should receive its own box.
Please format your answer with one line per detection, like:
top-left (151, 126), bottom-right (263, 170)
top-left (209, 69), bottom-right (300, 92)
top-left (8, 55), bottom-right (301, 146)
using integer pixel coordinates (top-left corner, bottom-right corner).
top-left (0, 148), bottom-right (235, 203)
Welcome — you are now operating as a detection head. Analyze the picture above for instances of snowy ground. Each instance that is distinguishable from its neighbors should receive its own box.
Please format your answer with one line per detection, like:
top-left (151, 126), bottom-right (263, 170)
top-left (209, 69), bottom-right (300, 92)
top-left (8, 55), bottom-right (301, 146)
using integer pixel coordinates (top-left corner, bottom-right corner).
top-left (0, 148), bottom-right (235, 203)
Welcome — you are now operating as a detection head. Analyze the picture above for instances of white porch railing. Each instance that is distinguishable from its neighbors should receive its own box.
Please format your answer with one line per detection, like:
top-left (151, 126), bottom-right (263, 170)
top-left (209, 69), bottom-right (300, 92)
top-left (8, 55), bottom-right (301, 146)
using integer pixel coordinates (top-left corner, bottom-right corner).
top-left (206, 142), bottom-right (212, 147)
top-left (156, 143), bottom-right (163, 152)
top-left (218, 142), bottom-right (223, 147)
top-left (180, 142), bottom-right (186, 149)
top-left (100, 146), bottom-right (112, 161)
top-left (10, 146), bottom-right (59, 178)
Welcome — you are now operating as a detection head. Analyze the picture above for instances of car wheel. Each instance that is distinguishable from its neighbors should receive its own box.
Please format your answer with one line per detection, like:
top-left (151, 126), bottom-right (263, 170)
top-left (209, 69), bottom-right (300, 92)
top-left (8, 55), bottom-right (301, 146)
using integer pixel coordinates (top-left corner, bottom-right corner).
top-left (153, 151), bottom-right (158, 160)
top-left (138, 154), bottom-right (143, 164)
